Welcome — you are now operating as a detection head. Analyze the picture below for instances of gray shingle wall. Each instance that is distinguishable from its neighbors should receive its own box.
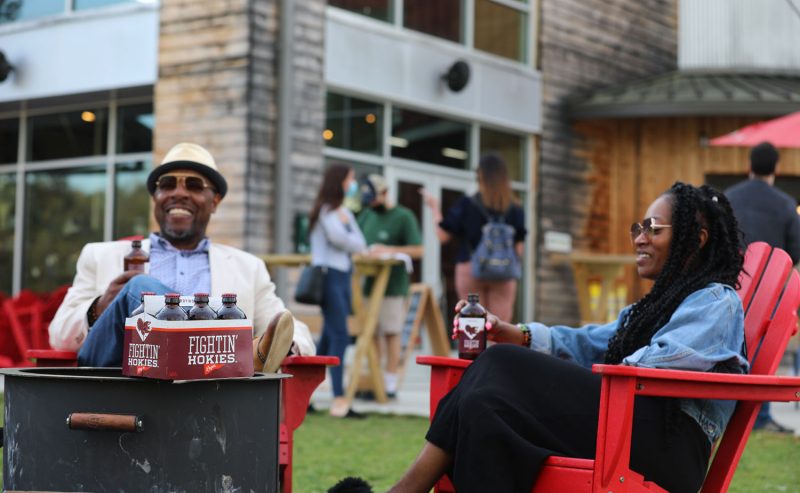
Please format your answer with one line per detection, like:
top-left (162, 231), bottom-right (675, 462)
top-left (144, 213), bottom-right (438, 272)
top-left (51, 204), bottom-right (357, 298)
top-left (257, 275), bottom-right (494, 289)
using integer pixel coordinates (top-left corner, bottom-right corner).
top-left (155, 0), bottom-right (325, 254)
top-left (536, 0), bottom-right (678, 324)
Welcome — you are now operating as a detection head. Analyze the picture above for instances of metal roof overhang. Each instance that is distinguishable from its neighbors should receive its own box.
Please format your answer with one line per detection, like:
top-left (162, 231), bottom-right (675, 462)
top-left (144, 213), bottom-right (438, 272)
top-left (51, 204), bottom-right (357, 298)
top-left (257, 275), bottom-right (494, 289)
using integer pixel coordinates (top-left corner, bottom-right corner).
top-left (568, 71), bottom-right (800, 119)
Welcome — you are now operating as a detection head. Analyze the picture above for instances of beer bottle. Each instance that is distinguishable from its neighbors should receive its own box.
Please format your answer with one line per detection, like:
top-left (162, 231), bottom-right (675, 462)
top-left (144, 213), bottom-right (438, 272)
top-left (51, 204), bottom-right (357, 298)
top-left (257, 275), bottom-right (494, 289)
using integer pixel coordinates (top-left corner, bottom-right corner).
top-left (155, 293), bottom-right (188, 321)
top-left (189, 292), bottom-right (217, 320)
top-left (124, 240), bottom-right (149, 273)
top-left (130, 291), bottom-right (157, 316)
top-left (216, 293), bottom-right (246, 319)
top-left (457, 293), bottom-right (487, 360)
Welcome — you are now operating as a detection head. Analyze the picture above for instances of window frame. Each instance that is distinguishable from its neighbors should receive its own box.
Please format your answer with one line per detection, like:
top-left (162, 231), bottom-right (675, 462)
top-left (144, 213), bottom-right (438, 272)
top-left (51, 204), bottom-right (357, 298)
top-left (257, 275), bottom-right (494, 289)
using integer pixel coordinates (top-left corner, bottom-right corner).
top-left (1, 93), bottom-right (153, 294)
top-left (328, 0), bottom-right (537, 67)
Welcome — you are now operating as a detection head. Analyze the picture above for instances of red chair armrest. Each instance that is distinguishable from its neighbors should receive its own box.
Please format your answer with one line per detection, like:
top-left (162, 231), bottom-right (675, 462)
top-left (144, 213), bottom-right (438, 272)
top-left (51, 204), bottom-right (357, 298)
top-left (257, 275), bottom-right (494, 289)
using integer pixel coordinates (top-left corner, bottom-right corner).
top-left (26, 349), bottom-right (79, 367)
top-left (281, 355), bottom-right (340, 432)
top-left (592, 364), bottom-right (800, 402)
top-left (283, 355), bottom-right (339, 367)
top-left (417, 355), bottom-right (472, 418)
top-left (416, 355), bottom-right (472, 369)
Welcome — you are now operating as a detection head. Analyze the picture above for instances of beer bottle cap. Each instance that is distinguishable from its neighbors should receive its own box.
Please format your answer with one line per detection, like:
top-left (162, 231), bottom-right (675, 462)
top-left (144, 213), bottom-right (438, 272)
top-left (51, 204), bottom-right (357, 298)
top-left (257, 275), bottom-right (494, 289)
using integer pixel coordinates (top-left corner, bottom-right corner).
top-left (193, 293), bottom-right (210, 303)
top-left (132, 239), bottom-right (142, 248)
top-left (164, 293), bottom-right (181, 304)
top-left (222, 293), bottom-right (237, 303)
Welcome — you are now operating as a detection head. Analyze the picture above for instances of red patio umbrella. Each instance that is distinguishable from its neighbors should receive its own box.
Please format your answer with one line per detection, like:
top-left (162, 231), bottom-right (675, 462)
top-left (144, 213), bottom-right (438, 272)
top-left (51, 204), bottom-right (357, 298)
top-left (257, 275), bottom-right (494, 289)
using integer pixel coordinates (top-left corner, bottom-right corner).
top-left (710, 111), bottom-right (800, 148)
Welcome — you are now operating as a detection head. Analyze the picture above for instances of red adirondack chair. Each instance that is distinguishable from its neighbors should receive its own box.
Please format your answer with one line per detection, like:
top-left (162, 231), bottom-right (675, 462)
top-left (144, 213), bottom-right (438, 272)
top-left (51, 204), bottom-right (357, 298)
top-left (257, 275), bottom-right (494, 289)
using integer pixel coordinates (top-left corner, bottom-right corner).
top-left (418, 242), bottom-right (800, 493)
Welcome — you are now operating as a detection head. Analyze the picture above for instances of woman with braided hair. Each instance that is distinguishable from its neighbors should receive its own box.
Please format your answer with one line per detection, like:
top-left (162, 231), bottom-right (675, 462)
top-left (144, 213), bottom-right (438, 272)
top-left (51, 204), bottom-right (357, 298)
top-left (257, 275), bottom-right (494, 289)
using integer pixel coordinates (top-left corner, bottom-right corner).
top-left (389, 182), bottom-right (748, 493)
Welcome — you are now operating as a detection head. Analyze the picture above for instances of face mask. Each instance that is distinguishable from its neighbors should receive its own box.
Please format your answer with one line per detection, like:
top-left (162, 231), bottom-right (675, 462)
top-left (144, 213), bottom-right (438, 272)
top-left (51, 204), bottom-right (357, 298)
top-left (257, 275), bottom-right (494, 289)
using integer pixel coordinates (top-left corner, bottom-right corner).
top-left (346, 180), bottom-right (359, 198)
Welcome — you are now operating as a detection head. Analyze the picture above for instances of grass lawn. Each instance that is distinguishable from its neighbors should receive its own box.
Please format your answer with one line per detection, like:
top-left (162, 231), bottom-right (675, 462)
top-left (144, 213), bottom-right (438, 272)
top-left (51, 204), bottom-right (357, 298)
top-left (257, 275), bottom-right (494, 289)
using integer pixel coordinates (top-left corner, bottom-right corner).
top-left (2, 392), bottom-right (799, 491)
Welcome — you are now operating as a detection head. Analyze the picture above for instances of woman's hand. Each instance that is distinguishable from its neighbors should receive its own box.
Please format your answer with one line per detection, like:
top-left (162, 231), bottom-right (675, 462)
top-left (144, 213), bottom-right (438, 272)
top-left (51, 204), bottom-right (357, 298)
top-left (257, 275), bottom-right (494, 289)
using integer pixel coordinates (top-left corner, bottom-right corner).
top-left (419, 187), bottom-right (439, 211)
top-left (452, 300), bottom-right (526, 346)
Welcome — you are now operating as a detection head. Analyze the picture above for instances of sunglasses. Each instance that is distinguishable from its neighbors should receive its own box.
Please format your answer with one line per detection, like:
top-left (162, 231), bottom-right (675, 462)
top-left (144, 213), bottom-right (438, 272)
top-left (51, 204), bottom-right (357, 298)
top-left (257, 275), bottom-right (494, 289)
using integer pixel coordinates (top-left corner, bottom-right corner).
top-left (630, 217), bottom-right (672, 241)
top-left (155, 174), bottom-right (215, 194)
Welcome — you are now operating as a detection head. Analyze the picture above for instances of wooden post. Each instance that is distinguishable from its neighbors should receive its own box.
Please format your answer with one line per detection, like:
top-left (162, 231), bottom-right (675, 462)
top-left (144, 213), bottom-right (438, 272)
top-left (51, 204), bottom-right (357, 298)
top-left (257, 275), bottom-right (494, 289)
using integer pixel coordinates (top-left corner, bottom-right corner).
top-left (396, 283), bottom-right (450, 389)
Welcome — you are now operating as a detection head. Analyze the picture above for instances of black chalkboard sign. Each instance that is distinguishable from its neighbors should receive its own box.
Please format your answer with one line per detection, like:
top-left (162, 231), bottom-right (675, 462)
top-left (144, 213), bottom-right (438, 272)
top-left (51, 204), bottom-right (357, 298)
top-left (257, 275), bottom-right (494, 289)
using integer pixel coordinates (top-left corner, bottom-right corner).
top-left (401, 288), bottom-right (423, 350)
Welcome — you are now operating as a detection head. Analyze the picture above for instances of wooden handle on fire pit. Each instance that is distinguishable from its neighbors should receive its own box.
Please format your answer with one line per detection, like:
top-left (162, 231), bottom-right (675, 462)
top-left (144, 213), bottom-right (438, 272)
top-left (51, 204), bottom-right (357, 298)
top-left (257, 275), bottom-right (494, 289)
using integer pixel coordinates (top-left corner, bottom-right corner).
top-left (67, 413), bottom-right (143, 432)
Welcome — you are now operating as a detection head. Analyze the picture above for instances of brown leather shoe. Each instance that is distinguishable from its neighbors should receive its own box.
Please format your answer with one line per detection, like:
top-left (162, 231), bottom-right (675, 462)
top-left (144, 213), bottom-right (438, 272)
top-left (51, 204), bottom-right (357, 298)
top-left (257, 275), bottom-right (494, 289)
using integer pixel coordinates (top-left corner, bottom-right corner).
top-left (257, 310), bottom-right (295, 373)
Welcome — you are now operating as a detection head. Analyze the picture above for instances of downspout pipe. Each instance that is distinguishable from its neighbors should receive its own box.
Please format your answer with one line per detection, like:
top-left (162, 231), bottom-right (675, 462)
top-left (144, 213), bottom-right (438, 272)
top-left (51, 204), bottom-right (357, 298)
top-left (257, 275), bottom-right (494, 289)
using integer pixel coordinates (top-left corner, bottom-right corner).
top-left (275, 0), bottom-right (295, 297)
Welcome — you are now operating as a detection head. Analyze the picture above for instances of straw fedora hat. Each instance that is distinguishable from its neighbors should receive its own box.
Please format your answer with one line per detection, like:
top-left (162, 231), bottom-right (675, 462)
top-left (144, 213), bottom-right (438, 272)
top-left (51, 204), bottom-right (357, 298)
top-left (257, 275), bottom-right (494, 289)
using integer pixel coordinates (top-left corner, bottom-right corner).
top-left (146, 142), bottom-right (228, 198)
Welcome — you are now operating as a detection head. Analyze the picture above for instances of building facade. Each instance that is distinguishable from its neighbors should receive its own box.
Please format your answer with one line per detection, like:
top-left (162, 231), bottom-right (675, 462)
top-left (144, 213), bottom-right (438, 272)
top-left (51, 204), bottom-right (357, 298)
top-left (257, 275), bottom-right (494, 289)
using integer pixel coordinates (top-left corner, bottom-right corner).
top-left (1, 0), bottom-right (545, 322)
top-left (2, 0), bottom-right (694, 326)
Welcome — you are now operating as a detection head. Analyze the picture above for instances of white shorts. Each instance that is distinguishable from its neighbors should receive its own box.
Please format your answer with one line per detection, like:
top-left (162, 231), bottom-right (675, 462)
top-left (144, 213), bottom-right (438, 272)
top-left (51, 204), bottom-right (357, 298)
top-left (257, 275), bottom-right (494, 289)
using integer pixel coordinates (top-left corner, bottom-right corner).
top-left (377, 296), bottom-right (407, 336)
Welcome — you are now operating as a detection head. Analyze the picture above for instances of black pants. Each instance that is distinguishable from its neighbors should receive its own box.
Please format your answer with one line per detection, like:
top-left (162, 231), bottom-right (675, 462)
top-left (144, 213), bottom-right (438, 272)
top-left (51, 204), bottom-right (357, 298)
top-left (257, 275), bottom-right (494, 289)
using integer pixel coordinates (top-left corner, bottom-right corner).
top-left (426, 345), bottom-right (711, 493)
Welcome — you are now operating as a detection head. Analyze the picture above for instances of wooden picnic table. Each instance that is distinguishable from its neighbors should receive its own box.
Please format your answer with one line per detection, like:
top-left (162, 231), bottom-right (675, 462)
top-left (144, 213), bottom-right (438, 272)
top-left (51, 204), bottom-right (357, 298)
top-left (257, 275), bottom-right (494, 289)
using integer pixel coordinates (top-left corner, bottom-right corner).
top-left (262, 254), bottom-right (402, 404)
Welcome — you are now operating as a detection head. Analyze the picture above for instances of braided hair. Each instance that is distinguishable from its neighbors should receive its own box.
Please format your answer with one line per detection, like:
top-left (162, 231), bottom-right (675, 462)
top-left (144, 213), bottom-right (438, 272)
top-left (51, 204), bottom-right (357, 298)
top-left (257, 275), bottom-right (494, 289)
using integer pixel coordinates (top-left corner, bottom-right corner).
top-left (604, 182), bottom-right (744, 364)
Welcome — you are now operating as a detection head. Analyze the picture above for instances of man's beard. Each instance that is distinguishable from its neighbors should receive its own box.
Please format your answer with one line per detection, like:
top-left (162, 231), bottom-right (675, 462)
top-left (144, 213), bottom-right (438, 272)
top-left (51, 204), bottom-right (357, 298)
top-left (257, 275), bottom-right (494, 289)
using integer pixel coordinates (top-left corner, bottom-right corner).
top-left (160, 224), bottom-right (197, 243)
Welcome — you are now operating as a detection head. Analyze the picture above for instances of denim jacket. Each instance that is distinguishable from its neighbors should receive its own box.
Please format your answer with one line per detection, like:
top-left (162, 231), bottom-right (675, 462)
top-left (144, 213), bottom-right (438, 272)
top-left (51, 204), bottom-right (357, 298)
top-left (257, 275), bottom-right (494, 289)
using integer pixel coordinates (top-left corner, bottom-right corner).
top-left (526, 283), bottom-right (748, 442)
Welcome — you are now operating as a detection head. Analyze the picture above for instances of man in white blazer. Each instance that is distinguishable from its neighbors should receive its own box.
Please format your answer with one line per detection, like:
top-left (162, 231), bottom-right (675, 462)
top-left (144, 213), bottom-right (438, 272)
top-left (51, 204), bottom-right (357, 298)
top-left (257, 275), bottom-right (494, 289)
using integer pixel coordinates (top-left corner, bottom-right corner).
top-left (49, 142), bottom-right (315, 367)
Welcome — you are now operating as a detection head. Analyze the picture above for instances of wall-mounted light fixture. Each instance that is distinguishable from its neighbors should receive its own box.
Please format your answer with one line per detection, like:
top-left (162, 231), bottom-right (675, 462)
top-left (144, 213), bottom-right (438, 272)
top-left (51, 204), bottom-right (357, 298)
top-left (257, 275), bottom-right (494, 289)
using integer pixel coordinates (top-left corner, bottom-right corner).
top-left (0, 51), bottom-right (15, 83)
top-left (442, 60), bottom-right (470, 93)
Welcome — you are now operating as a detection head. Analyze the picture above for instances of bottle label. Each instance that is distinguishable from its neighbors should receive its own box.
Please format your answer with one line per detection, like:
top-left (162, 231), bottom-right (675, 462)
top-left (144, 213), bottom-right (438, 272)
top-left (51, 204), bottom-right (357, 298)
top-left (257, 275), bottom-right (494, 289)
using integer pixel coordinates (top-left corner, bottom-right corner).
top-left (124, 259), bottom-right (149, 273)
top-left (458, 317), bottom-right (485, 346)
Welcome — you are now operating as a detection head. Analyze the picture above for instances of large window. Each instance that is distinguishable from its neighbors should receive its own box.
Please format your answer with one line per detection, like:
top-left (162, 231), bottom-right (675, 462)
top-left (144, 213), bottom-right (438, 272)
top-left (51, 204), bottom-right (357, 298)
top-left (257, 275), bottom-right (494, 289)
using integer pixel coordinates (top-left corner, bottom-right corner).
top-left (74, 0), bottom-right (141, 10)
top-left (325, 93), bottom-right (383, 155)
top-left (3, 98), bottom-right (153, 294)
top-left (23, 166), bottom-right (106, 292)
top-left (391, 107), bottom-right (470, 169)
top-left (0, 173), bottom-right (15, 296)
top-left (474, 0), bottom-right (528, 62)
top-left (28, 109), bottom-right (109, 161)
top-left (0, 118), bottom-right (18, 165)
top-left (114, 159), bottom-right (152, 239)
top-left (0, 0), bottom-right (147, 25)
top-left (480, 127), bottom-right (525, 181)
top-left (325, 91), bottom-right (528, 177)
top-left (330, 0), bottom-right (533, 64)
top-left (329, 0), bottom-right (391, 22)
top-left (118, 103), bottom-right (154, 154)
top-left (404, 0), bottom-right (462, 42)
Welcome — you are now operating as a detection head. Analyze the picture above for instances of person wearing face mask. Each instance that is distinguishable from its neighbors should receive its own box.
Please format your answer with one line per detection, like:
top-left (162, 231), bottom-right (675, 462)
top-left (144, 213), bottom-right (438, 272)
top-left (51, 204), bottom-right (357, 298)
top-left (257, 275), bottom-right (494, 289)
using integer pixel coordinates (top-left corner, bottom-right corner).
top-left (357, 174), bottom-right (423, 399)
top-left (309, 163), bottom-right (368, 418)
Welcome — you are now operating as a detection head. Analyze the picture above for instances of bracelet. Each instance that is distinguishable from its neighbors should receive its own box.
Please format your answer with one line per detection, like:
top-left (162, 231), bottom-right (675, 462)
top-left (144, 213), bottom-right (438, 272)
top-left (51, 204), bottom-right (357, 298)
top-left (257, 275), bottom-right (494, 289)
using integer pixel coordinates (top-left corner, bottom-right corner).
top-left (517, 323), bottom-right (532, 348)
top-left (87, 297), bottom-right (101, 328)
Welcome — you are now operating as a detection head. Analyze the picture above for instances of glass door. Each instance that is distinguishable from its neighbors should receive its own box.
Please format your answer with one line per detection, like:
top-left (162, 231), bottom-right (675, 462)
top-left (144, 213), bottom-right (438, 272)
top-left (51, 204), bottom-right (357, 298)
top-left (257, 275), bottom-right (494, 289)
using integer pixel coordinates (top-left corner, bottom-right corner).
top-left (385, 166), bottom-right (476, 319)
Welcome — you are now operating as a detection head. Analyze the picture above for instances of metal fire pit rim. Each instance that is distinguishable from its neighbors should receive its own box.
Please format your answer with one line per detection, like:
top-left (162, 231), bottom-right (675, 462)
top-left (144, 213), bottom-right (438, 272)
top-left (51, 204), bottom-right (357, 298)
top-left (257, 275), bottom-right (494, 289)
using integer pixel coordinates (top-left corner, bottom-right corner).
top-left (0, 366), bottom-right (290, 383)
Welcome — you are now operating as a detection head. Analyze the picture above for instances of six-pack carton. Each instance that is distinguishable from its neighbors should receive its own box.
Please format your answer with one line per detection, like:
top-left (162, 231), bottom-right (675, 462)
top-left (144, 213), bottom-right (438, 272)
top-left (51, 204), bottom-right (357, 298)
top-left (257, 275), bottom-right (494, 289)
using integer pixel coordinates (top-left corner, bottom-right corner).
top-left (122, 295), bottom-right (254, 380)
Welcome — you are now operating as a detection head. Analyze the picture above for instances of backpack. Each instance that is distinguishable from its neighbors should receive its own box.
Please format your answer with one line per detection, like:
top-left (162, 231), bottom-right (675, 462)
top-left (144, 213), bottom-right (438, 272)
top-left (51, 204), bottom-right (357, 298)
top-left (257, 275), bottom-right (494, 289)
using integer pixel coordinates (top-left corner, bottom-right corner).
top-left (469, 196), bottom-right (521, 281)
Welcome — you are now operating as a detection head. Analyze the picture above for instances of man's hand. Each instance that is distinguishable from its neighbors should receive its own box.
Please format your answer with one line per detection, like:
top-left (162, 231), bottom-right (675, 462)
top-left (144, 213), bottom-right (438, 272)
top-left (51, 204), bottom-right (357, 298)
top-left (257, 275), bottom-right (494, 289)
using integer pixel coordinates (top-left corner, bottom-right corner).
top-left (95, 271), bottom-right (143, 317)
top-left (368, 244), bottom-right (393, 256)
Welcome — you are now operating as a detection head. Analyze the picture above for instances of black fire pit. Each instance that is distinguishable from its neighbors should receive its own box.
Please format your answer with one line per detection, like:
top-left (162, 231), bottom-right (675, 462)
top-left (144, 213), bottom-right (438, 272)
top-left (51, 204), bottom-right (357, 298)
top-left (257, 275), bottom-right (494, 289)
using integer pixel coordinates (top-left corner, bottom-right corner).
top-left (1, 367), bottom-right (287, 493)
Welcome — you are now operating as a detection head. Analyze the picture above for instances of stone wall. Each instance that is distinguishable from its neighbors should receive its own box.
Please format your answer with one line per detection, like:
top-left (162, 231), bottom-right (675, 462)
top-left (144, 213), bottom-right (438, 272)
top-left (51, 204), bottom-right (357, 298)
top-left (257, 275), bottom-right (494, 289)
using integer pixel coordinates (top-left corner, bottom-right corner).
top-left (154, 0), bottom-right (325, 254)
top-left (536, 0), bottom-right (678, 324)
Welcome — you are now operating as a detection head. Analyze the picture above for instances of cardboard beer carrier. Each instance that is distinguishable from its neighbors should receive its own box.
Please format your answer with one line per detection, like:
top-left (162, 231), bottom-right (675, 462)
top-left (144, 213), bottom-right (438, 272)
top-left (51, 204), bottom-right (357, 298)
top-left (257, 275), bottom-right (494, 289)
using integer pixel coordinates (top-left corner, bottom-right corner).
top-left (123, 295), bottom-right (254, 380)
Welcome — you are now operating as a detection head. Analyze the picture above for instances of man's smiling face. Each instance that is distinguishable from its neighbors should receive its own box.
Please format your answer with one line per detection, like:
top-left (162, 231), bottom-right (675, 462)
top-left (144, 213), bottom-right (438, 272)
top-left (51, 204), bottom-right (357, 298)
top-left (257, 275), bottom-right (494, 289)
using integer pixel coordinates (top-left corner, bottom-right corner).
top-left (152, 169), bottom-right (221, 249)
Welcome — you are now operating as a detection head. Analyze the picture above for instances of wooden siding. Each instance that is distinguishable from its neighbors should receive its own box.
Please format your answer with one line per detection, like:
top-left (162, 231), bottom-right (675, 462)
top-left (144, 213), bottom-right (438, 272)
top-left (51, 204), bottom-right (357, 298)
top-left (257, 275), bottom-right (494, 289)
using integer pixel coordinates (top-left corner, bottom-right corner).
top-left (536, 0), bottom-right (678, 325)
top-left (575, 116), bottom-right (800, 299)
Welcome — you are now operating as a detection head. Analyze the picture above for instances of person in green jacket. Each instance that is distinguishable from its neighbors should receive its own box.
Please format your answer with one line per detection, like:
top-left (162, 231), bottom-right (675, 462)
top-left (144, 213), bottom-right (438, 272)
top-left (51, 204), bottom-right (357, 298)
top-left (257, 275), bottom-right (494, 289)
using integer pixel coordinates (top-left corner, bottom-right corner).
top-left (358, 174), bottom-right (423, 398)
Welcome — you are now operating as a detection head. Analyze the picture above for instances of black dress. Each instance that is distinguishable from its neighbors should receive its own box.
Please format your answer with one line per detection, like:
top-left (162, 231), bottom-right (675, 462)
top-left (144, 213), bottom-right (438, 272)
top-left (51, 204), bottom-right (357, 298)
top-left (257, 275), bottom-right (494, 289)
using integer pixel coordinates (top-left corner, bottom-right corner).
top-left (426, 345), bottom-right (711, 493)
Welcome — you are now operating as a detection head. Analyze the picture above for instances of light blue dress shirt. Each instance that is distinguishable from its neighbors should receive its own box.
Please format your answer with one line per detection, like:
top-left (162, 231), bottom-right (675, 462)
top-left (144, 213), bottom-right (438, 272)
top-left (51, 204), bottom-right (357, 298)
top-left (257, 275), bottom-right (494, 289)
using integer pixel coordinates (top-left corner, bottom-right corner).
top-left (148, 232), bottom-right (212, 296)
top-left (525, 283), bottom-right (748, 442)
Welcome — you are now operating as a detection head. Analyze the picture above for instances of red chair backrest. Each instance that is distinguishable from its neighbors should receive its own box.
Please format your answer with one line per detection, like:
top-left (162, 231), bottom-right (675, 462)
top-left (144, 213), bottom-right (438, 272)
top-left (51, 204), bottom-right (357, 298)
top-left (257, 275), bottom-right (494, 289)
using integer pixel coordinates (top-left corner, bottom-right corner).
top-left (702, 243), bottom-right (800, 492)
